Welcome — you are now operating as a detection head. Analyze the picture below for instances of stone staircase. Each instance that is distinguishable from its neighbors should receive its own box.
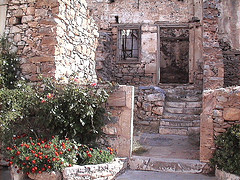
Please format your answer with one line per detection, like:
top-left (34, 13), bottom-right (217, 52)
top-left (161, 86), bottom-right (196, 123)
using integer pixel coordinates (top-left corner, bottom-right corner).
top-left (159, 84), bottom-right (202, 135)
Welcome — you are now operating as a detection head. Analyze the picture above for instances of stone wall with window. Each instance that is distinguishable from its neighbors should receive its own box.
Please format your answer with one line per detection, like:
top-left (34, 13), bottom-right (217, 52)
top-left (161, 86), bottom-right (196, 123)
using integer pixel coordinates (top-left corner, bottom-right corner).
top-left (88, 0), bottom-right (201, 86)
top-left (4, 0), bottom-right (98, 83)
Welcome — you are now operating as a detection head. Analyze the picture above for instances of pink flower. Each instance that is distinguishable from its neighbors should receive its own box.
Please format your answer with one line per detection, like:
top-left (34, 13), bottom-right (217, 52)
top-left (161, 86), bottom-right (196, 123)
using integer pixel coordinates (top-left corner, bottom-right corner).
top-left (41, 99), bottom-right (46, 103)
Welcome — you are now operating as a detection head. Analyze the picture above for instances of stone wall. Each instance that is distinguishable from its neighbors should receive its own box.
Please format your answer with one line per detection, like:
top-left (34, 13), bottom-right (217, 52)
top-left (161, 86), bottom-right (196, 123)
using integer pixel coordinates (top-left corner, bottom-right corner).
top-left (202, 0), bottom-right (224, 90)
top-left (200, 86), bottom-right (240, 162)
top-left (102, 85), bottom-right (134, 157)
top-left (87, 0), bottom-right (202, 86)
top-left (4, 0), bottom-right (98, 83)
top-left (134, 86), bottom-right (165, 133)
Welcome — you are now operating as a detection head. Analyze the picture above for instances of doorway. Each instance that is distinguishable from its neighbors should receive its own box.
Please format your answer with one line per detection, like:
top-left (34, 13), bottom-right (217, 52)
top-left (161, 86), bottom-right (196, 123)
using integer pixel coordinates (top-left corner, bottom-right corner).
top-left (158, 26), bottom-right (190, 84)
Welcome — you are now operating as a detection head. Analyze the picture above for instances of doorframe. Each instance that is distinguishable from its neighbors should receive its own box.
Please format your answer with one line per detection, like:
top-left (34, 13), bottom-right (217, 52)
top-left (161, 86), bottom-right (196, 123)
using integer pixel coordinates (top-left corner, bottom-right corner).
top-left (156, 23), bottom-right (194, 84)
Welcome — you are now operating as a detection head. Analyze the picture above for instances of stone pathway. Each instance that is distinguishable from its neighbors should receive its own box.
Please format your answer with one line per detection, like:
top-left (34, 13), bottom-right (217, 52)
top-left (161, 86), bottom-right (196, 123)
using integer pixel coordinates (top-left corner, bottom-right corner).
top-left (133, 133), bottom-right (199, 160)
top-left (116, 170), bottom-right (216, 180)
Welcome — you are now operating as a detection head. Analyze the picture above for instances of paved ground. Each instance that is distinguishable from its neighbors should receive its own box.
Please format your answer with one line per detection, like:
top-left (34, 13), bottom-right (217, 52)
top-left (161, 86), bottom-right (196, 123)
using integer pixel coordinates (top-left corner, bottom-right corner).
top-left (0, 167), bottom-right (11, 180)
top-left (133, 133), bottom-right (199, 160)
top-left (116, 170), bottom-right (216, 180)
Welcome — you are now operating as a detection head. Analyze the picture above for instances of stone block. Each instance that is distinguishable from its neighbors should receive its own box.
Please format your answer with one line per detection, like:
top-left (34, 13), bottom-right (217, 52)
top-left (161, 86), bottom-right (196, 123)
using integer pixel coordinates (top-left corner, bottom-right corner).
top-left (146, 93), bottom-right (165, 102)
top-left (29, 56), bottom-right (55, 63)
top-left (107, 91), bottom-right (126, 107)
top-left (145, 63), bottom-right (156, 74)
top-left (142, 102), bottom-right (152, 111)
top-left (152, 107), bottom-right (163, 115)
top-left (223, 108), bottom-right (240, 121)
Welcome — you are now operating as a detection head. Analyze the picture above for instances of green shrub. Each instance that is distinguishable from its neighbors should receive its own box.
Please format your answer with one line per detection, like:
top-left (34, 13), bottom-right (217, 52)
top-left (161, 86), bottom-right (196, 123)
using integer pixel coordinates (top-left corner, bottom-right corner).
top-left (0, 78), bottom-right (115, 148)
top-left (0, 37), bottom-right (20, 89)
top-left (210, 124), bottom-right (240, 175)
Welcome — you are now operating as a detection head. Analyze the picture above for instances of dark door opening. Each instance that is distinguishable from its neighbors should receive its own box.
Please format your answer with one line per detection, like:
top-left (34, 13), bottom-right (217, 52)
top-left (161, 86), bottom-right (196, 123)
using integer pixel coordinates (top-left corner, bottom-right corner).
top-left (159, 27), bottom-right (189, 84)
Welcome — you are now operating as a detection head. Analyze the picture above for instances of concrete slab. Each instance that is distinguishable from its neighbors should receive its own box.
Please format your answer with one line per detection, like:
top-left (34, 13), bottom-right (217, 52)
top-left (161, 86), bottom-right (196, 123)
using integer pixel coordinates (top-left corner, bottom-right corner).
top-left (116, 170), bottom-right (216, 180)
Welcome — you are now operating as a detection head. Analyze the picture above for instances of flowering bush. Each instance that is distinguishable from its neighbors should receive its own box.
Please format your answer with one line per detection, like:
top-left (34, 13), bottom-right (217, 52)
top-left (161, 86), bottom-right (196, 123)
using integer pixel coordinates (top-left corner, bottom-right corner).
top-left (0, 77), bottom-right (116, 147)
top-left (6, 135), bottom-right (116, 175)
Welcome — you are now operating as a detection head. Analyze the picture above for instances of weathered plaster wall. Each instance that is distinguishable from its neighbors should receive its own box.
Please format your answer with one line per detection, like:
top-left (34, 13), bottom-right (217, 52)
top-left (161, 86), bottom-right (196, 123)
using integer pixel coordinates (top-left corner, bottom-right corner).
top-left (88, 0), bottom-right (196, 85)
top-left (4, 0), bottom-right (98, 83)
top-left (218, 1), bottom-right (240, 51)
top-left (200, 86), bottom-right (240, 162)
top-left (0, 0), bottom-right (8, 37)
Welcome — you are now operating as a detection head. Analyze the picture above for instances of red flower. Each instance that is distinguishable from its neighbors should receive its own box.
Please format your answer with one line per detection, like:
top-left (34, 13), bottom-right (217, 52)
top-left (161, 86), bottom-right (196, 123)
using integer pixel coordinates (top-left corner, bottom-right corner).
top-left (25, 157), bottom-right (30, 160)
top-left (44, 155), bottom-right (48, 159)
top-left (26, 172), bottom-right (29, 175)
top-left (48, 166), bottom-right (51, 169)
top-left (60, 151), bottom-right (63, 154)
top-left (42, 167), bottom-right (46, 171)
top-left (38, 171), bottom-right (42, 174)
top-left (31, 150), bottom-right (36, 154)
top-left (55, 152), bottom-right (59, 156)
top-left (41, 99), bottom-right (46, 103)
top-left (35, 154), bottom-right (38, 157)
top-left (47, 93), bottom-right (54, 99)
top-left (9, 161), bottom-right (13, 165)
top-left (32, 160), bottom-right (36, 164)
top-left (67, 148), bottom-right (71, 152)
top-left (16, 151), bottom-right (21, 156)
top-left (91, 83), bottom-right (97, 87)
top-left (90, 148), bottom-right (93, 151)
top-left (38, 152), bottom-right (43, 155)
top-left (31, 143), bottom-right (35, 145)
top-left (22, 163), bottom-right (26, 166)
top-left (17, 170), bottom-right (20, 174)
top-left (68, 164), bottom-right (72, 167)
top-left (39, 156), bottom-right (43, 159)
top-left (87, 153), bottom-right (92, 158)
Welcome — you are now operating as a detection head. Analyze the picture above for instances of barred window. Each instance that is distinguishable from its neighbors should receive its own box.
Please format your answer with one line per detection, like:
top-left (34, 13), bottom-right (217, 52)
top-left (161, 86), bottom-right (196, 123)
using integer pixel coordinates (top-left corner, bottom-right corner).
top-left (118, 27), bottom-right (140, 62)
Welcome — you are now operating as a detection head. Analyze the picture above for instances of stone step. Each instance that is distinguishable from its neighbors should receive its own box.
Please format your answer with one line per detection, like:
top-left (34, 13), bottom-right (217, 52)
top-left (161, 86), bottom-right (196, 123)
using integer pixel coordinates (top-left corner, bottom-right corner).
top-left (167, 95), bottom-right (202, 102)
top-left (162, 112), bottom-right (200, 120)
top-left (159, 126), bottom-right (188, 135)
top-left (160, 119), bottom-right (200, 127)
top-left (129, 156), bottom-right (206, 174)
top-left (164, 107), bottom-right (202, 115)
top-left (166, 102), bottom-right (202, 108)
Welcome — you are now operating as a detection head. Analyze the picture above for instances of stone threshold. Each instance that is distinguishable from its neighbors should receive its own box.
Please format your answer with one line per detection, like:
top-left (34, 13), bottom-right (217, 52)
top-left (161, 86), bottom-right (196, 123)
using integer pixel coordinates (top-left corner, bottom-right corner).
top-left (129, 156), bottom-right (206, 174)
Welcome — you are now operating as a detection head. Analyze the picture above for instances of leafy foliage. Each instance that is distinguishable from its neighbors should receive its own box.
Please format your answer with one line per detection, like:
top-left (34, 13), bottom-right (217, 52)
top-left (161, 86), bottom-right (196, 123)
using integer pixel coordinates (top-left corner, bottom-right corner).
top-left (210, 124), bottom-right (240, 175)
top-left (0, 38), bottom-right (20, 89)
top-left (0, 78), bottom-right (115, 148)
top-left (6, 135), bottom-right (116, 175)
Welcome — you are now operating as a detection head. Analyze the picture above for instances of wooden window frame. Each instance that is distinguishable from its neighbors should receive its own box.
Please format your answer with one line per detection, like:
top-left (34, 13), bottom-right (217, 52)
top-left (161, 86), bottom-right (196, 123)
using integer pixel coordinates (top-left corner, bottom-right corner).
top-left (117, 25), bottom-right (141, 63)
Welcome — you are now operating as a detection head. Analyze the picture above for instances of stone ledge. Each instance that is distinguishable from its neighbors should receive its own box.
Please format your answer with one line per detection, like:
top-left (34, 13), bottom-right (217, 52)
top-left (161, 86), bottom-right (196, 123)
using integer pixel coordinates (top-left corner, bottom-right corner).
top-left (63, 158), bottom-right (128, 180)
top-left (215, 168), bottom-right (240, 180)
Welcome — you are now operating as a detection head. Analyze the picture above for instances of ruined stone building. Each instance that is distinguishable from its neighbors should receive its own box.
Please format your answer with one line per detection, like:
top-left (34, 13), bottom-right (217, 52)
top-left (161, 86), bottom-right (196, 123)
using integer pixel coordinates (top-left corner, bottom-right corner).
top-left (0, 0), bottom-right (240, 170)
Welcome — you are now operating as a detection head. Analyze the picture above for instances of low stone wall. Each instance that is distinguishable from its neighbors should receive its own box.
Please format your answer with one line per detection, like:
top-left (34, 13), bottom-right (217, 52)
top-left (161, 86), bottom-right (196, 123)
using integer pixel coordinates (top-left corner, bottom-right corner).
top-left (103, 85), bottom-right (134, 157)
top-left (134, 86), bottom-right (165, 133)
top-left (200, 86), bottom-right (240, 162)
top-left (63, 158), bottom-right (127, 180)
top-left (215, 168), bottom-right (240, 180)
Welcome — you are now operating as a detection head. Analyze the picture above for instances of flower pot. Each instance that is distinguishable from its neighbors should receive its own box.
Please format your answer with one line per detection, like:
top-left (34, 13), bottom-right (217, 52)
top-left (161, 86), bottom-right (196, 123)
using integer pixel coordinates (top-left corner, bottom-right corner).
top-left (28, 171), bottom-right (62, 180)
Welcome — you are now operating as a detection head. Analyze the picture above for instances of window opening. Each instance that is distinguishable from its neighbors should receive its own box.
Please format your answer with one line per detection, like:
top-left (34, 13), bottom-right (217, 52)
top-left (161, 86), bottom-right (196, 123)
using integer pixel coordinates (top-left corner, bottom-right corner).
top-left (118, 28), bottom-right (140, 61)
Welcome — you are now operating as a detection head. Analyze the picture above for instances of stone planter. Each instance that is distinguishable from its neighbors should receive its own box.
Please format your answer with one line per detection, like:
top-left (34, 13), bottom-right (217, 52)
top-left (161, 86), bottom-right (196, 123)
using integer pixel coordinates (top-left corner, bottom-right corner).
top-left (28, 171), bottom-right (62, 180)
top-left (11, 158), bottom-right (127, 180)
top-left (215, 168), bottom-right (240, 180)
top-left (63, 158), bottom-right (127, 180)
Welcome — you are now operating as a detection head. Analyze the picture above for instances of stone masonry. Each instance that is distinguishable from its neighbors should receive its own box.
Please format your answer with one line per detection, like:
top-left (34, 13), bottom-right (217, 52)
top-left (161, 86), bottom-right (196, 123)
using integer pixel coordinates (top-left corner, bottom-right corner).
top-left (4, 0), bottom-right (98, 83)
top-left (200, 86), bottom-right (240, 162)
